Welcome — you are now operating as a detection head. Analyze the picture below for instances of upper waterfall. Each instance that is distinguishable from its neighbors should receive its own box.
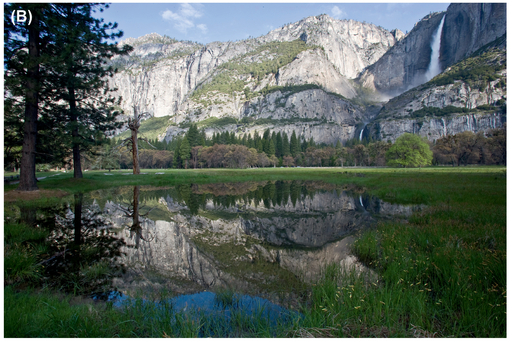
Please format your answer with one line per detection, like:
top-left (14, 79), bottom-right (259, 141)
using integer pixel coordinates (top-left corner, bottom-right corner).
top-left (425, 15), bottom-right (446, 81)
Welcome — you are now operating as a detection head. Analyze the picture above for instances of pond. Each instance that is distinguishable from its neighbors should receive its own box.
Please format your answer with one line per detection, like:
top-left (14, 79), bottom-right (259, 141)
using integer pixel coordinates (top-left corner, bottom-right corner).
top-left (14, 180), bottom-right (423, 316)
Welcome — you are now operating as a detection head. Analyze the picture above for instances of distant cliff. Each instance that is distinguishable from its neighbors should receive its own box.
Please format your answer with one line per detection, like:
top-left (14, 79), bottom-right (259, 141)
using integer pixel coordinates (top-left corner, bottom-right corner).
top-left (109, 3), bottom-right (506, 145)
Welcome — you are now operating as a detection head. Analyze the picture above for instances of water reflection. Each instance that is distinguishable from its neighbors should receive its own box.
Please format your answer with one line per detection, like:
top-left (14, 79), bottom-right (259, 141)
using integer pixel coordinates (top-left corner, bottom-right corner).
top-left (85, 181), bottom-right (422, 308)
top-left (39, 194), bottom-right (126, 296)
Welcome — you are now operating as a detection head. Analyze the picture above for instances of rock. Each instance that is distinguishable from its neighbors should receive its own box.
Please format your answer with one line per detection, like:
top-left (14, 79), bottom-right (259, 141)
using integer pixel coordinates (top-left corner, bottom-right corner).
top-left (441, 3), bottom-right (507, 69)
top-left (277, 48), bottom-right (357, 99)
top-left (357, 12), bottom-right (447, 95)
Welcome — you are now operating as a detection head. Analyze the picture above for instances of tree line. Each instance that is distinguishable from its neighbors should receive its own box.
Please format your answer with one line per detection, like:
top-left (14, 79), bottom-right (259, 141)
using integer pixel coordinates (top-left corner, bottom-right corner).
top-left (70, 125), bottom-right (505, 171)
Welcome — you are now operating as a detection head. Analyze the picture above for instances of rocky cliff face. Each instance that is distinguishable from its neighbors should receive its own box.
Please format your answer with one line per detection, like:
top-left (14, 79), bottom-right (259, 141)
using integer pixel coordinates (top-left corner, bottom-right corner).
top-left (277, 48), bottom-right (357, 98)
top-left (109, 37), bottom-right (257, 118)
top-left (441, 3), bottom-right (506, 69)
top-left (358, 12), bottom-right (446, 95)
top-left (165, 88), bottom-right (368, 145)
top-left (109, 4), bottom-right (506, 145)
top-left (374, 112), bottom-right (505, 143)
top-left (368, 48), bottom-right (506, 142)
top-left (268, 15), bottom-right (398, 79)
top-left (358, 3), bottom-right (506, 96)
top-left (109, 15), bottom-right (398, 144)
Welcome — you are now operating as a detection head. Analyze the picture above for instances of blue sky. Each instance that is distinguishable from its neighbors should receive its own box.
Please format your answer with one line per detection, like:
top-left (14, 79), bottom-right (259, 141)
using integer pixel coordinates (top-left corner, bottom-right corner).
top-left (96, 2), bottom-right (450, 44)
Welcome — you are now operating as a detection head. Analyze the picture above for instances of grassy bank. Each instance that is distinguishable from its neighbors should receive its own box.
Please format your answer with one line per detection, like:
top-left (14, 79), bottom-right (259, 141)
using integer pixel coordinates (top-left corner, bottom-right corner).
top-left (4, 166), bottom-right (506, 337)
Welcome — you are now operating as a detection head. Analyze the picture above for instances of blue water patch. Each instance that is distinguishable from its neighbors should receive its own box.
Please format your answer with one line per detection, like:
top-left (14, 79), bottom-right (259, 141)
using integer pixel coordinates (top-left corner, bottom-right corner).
top-left (99, 290), bottom-right (301, 337)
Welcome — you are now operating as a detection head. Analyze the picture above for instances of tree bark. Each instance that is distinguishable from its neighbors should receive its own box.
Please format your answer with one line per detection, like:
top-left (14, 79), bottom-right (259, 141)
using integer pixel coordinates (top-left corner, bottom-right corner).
top-left (131, 127), bottom-right (140, 174)
top-left (18, 11), bottom-right (40, 191)
top-left (70, 87), bottom-right (83, 178)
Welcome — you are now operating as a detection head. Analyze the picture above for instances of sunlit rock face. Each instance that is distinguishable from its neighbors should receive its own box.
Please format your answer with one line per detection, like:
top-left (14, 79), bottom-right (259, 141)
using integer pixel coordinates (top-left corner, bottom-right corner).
top-left (108, 14), bottom-right (398, 145)
top-left (109, 15), bottom-right (397, 118)
top-left (94, 182), bottom-right (423, 300)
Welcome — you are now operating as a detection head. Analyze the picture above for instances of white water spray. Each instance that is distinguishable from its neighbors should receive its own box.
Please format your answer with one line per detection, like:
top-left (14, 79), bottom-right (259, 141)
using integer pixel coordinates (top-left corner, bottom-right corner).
top-left (425, 15), bottom-right (445, 81)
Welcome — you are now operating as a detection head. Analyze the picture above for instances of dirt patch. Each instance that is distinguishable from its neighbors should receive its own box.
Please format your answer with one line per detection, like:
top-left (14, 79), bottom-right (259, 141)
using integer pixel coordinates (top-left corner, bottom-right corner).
top-left (4, 189), bottom-right (70, 202)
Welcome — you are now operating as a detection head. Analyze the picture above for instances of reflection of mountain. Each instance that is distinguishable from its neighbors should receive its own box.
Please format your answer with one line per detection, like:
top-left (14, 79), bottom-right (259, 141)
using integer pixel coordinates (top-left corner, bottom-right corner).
top-left (95, 182), bottom-right (421, 302)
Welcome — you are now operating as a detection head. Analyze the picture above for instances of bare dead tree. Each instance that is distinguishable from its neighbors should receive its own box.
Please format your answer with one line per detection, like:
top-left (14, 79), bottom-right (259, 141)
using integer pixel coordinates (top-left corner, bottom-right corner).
top-left (117, 105), bottom-right (155, 174)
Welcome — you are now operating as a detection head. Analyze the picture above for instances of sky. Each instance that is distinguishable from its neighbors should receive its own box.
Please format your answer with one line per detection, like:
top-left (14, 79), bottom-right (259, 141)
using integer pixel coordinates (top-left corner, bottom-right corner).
top-left (95, 2), bottom-right (450, 44)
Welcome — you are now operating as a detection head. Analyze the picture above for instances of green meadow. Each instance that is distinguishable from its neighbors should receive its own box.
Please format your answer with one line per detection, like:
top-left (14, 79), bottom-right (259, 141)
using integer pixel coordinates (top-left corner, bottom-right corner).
top-left (4, 166), bottom-right (506, 337)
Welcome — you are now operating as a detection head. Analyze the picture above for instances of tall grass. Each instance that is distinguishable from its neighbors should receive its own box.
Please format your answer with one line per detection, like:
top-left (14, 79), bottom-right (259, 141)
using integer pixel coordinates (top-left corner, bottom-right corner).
top-left (295, 169), bottom-right (506, 337)
top-left (4, 286), bottom-right (297, 337)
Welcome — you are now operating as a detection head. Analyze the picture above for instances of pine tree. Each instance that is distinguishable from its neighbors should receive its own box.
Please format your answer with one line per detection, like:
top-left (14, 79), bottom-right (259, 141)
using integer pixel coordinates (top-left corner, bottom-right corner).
top-left (276, 131), bottom-right (283, 158)
top-left (257, 139), bottom-right (264, 153)
top-left (50, 4), bottom-right (131, 177)
top-left (173, 137), bottom-right (182, 168)
top-left (179, 137), bottom-right (191, 168)
top-left (5, 4), bottom-right (130, 183)
top-left (290, 131), bottom-right (299, 157)
top-left (268, 139), bottom-right (276, 157)
top-left (5, 4), bottom-right (49, 190)
top-left (187, 123), bottom-right (200, 147)
top-left (247, 133), bottom-right (254, 149)
top-left (199, 129), bottom-right (207, 146)
top-left (262, 129), bottom-right (270, 154)
top-left (282, 132), bottom-right (290, 156)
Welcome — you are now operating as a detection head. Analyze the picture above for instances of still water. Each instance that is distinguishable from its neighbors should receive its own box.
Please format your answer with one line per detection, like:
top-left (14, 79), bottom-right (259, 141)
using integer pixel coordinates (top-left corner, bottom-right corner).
top-left (26, 180), bottom-right (422, 312)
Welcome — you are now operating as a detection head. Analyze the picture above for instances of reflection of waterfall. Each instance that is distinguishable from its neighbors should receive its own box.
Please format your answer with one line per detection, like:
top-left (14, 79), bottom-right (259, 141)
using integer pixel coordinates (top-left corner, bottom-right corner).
top-left (425, 15), bottom-right (445, 81)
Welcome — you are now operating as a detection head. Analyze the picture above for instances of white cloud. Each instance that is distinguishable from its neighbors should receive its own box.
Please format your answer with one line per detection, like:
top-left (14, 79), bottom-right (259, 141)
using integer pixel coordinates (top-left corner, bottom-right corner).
top-left (162, 3), bottom-right (205, 34)
top-left (197, 23), bottom-right (208, 34)
top-left (331, 5), bottom-right (346, 19)
top-left (180, 3), bottom-right (202, 19)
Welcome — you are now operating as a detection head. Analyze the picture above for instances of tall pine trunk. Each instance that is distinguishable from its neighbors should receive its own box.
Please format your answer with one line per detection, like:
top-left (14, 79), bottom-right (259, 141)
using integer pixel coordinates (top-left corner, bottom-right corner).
top-left (18, 11), bottom-right (40, 191)
top-left (69, 87), bottom-right (83, 178)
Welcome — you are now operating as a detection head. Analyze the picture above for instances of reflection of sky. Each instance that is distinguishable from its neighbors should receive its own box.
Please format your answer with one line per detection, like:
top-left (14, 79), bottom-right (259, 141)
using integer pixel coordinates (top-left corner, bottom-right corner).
top-left (107, 290), bottom-right (298, 328)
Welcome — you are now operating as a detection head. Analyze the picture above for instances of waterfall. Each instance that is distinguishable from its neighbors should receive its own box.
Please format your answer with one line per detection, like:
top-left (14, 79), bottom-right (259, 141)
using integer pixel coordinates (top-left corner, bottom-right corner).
top-left (425, 15), bottom-right (445, 81)
top-left (359, 124), bottom-right (366, 141)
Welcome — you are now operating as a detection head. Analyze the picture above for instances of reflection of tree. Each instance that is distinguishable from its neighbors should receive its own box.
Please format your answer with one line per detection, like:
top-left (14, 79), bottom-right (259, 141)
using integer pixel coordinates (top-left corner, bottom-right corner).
top-left (176, 184), bottom-right (204, 215)
top-left (119, 185), bottom-right (155, 249)
top-left (42, 194), bottom-right (125, 295)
